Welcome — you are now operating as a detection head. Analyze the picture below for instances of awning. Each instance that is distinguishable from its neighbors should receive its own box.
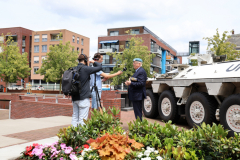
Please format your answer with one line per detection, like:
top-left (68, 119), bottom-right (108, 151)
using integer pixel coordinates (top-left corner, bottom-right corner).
top-left (99, 40), bottom-right (118, 44)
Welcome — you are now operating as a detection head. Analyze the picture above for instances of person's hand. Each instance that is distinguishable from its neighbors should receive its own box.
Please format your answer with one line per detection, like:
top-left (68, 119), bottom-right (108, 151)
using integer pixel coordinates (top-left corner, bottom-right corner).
top-left (117, 70), bottom-right (123, 75)
top-left (125, 80), bottom-right (131, 86)
top-left (102, 78), bottom-right (108, 82)
top-left (89, 60), bottom-right (95, 64)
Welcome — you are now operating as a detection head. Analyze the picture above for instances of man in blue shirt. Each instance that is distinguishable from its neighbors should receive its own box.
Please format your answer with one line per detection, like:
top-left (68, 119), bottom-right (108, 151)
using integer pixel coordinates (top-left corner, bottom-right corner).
top-left (90, 53), bottom-right (123, 109)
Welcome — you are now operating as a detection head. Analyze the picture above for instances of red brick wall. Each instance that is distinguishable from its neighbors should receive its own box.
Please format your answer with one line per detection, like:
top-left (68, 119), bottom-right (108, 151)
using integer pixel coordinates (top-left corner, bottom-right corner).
top-left (0, 94), bottom-right (12, 100)
top-left (101, 90), bottom-right (121, 100)
top-left (10, 93), bottom-right (121, 119)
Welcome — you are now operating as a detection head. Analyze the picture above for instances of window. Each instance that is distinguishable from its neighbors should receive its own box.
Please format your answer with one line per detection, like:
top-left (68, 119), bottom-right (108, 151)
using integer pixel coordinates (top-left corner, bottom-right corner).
top-left (34, 45), bottom-right (39, 53)
top-left (110, 31), bottom-right (119, 36)
top-left (41, 56), bottom-right (46, 63)
top-left (73, 36), bottom-right (75, 43)
top-left (77, 47), bottom-right (79, 52)
top-left (102, 55), bottom-right (110, 64)
top-left (34, 56), bottom-right (39, 63)
top-left (34, 35), bottom-right (39, 42)
top-left (42, 34), bottom-right (47, 42)
top-left (0, 36), bottom-right (4, 43)
top-left (72, 48), bottom-right (74, 52)
top-left (81, 38), bottom-right (84, 45)
top-left (77, 37), bottom-right (79, 44)
top-left (150, 67), bottom-right (153, 74)
top-left (125, 41), bottom-right (129, 49)
top-left (22, 48), bottom-right (25, 53)
top-left (102, 67), bottom-right (113, 73)
top-left (131, 29), bottom-right (139, 34)
top-left (81, 49), bottom-right (83, 54)
top-left (34, 67), bottom-right (39, 74)
top-left (42, 45), bottom-right (47, 52)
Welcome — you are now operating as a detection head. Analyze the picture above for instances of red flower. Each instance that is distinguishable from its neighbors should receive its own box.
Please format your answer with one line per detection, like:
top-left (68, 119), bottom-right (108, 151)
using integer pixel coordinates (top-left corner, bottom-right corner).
top-left (29, 151), bottom-right (33, 157)
top-left (26, 146), bottom-right (32, 152)
top-left (83, 144), bottom-right (89, 149)
top-left (32, 143), bottom-right (39, 147)
top-left (75, 146), bottom-right (79, 149)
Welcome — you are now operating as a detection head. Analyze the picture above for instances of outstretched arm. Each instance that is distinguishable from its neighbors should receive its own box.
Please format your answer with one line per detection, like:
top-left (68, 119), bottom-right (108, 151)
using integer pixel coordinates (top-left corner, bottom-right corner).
top-left (100, 70), bottom-right (122, 79)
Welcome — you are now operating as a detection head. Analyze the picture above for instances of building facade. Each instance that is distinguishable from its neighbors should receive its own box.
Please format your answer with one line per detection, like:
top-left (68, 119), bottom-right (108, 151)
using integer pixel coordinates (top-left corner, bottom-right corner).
top-left (0, 27), bottom-right (33, 87)
top-left (0, 27), bottom-right (90, 89)
top-left (98, 26), bottom-right (180, 75)
top-left (228, 30), bottom-right (240, 51)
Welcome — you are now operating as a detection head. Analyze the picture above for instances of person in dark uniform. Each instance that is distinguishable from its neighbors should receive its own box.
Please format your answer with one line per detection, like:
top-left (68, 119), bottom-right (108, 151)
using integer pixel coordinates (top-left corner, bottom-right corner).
top-left (125, 58), bottom-right (147, 121)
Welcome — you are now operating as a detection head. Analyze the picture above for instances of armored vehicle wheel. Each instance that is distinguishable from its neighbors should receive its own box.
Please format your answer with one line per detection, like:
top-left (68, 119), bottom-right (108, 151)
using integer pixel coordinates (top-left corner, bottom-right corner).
top-left (142, 89), bottom-right (159, 118)
top-left (185, 92), bottom-right (217, 128)
top-left (220, 94), bottom-right (240, 137)
top-left (158, 90), bottom-right (179, 122)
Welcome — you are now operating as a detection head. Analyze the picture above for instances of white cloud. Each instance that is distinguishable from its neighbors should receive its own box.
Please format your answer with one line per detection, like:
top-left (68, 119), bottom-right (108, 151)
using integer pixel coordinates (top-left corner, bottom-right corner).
top-left (0, 0), bottom-right (240, 57)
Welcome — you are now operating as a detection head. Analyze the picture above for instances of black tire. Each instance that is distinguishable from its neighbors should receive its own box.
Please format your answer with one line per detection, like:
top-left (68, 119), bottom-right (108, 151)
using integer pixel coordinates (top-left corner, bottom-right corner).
top-left (185, 92), bottom-right (217, 128)
top-left (142, 89), bottom-right (159, 118)
top-left (220, 94), bottom-right (240, 137)
top-left (158, 90), bottom-right (179, 123)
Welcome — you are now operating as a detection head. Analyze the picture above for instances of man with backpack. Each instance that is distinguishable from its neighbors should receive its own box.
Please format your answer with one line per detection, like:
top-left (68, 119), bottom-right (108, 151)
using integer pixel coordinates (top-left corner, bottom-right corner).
top-left (70, 54), bottom-right (102, 127)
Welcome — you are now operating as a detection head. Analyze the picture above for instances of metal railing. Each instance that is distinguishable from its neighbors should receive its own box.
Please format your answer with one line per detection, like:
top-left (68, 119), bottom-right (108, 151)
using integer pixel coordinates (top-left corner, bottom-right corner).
top-left (176, 52), bottom-right (190, 57)
top-left (50, 39), bottom-right (62, 41)
top-left (19, 94), bottom-right (68, 104)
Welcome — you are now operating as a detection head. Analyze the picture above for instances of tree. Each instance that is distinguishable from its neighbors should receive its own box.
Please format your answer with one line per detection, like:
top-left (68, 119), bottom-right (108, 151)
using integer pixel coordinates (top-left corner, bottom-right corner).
top-left (203, 28), bottom-right (240, 60)
top-left (107, 31), bottom-right (155, 86)
top-left (0, 34), bottom-right (31, 92)
top-left (36, 40), bottom-right (78, 94)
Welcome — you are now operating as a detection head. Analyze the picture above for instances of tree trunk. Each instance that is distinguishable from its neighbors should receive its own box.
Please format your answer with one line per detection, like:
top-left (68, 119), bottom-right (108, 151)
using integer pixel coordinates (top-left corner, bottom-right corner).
top-left (5, 81), bottom-right (8, 93)
top-left (59, 78), bottom-right (62, 94)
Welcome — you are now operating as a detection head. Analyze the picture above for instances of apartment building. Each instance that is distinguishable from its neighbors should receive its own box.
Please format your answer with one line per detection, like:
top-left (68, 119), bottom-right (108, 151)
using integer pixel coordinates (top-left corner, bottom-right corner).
top-left (228, 29), bottom-right (240, 51)
top-left (31, 29), bottom-right (90, 87)
top-left (97, 26), bottom-right (181, 76)
top-left (0, 27), bottom-right (33, 87)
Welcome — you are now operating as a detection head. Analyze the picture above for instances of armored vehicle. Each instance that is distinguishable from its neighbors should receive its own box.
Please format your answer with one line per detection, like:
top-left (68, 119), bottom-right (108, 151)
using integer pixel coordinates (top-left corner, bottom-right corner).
top-left (143, 54), bottom-right (240, 136)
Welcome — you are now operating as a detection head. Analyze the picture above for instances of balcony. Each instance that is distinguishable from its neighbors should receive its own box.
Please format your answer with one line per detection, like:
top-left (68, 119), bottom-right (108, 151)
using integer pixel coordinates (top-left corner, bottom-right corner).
top-left (51, 39), bottom-right (62, 41)
top-left (7, 41), bottom-right (18, 46)
top-left (151, 47), bottom-right (162, 55)
top-left (98, 48), bottom-right (118, 53)
top-left (166, 55), bottom-right (173, 61)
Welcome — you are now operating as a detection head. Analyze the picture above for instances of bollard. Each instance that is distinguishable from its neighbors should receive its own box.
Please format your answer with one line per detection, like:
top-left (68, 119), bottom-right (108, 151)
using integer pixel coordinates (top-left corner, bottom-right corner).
top-left (9, 101), bottom-right (11, 119)
top-left (56, 95), bottom-right (58, 103)
top-left (43, 94), bottom-right (45, 99)
top-left (35, 96), bottom-right (38, 102)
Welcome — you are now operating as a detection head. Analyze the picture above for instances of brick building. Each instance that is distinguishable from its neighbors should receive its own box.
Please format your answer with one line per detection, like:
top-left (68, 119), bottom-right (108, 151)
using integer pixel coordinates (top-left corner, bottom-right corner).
top-left (31, 29), bottom-right (90, 89)
top-left (97, 26), bottom-right (181, 77)
top-left (0, 27), bottom-right (33, 87)
top-left (0, 27), bottom-right (90, 89)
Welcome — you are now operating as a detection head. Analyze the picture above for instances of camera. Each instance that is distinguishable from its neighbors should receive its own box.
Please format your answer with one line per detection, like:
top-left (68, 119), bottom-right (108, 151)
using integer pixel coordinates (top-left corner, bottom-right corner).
top-left (122, 67), bottom-right (127, 72)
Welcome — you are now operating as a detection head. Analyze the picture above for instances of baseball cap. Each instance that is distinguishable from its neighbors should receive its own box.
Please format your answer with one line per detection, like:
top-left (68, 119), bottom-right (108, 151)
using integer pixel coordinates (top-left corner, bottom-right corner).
top-left (133, 58), bottom-right (143, 62)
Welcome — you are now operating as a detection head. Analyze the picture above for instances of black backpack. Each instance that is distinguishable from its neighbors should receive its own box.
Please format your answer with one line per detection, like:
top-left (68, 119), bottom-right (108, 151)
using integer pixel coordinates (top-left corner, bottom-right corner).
top-left (62, 65), bottom-right (83, 96)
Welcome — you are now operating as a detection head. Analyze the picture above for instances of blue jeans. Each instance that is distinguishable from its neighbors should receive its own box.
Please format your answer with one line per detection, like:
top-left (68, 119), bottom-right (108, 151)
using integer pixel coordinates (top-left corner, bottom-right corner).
top-left (91, 90), bottom-right (102, 109)
top-left (72, 98), bottom-right (90, 127)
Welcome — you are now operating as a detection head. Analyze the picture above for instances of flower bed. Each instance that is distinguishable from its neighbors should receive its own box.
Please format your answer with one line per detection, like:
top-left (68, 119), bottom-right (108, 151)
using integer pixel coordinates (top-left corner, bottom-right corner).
top-left (18, 107), bottom-right (240, 160)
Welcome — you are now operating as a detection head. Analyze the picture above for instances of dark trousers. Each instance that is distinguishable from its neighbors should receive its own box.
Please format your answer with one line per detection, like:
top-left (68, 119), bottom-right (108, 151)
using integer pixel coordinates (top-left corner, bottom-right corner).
top-left (132, 100), bottom-right (142, 121)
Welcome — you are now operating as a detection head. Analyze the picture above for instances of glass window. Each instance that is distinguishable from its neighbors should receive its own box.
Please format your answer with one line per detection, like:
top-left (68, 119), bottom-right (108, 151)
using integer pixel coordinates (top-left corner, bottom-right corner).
top-left (34, 67), bottom-right (39, 74)
top-left (131, 29), bottom-right (139, 34)
top-left (34, 35), bottom-right (39, 42)
top-left (125, 41), bottom-right (129, 49)
top-left (81, 49), bottom-right (83, 54)
top-left (22, 48), bottom-right (25, 53)
top-left (77, 47), bottom-right (79, 52)
top-left (81, 38), bottom-right (84, 45)
top-left (110, 31), bottom-right (119, 36)
top-left (34, 45), bottom-right (39, 53)
top-left (34, 56), bottom-right (39, 63)
top-left (42, 45), bottom-right (47, 52)
top-left (102, 67), bottom-right (113, 73)
top-left (42, 34), bottom-right (47, 42)
top-left (41, 56), bottom-right (46, 63)
top-left (102, 55), bottom-right (110, 64)
top-left (77, 37), bottom-right (79, 44)
top-left (0, 36), bottom-right (4, 43)
top-left (73, 36), bottom-right (75, 43)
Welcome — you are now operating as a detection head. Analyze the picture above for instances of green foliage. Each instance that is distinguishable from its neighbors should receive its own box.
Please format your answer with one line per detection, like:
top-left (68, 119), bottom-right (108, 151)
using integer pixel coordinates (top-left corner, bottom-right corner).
top-left (203, 28), bottom-right (240, 61)
top-left (36, 39), bottom-right (78, 93)
top-left (128, 119), bottom-right (240, 159)
top-left (190, 59), bottom-right (198, 66)
top-left (57, 107), bottom-right (123, 149)
top-left (107, 30), bottom-right (155, 85)
top-left (0, 34), bottom-right (31, 92)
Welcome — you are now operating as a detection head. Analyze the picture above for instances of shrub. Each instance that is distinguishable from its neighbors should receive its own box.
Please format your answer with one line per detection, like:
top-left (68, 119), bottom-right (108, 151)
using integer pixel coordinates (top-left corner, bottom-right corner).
top-left (57, 107), bottom-right (124, 149)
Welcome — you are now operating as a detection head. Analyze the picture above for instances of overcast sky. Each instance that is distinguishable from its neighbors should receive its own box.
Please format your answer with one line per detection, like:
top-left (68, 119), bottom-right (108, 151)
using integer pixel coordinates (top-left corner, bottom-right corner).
top-left (1, 0), bottom-right (239, 63)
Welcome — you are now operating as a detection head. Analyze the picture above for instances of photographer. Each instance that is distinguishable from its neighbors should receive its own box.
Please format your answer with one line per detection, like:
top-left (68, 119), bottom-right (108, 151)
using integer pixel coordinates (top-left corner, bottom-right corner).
top-left (71, 54), bottom-right (102, 127)
top-left (90, 53), bottom-right (123, 109)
